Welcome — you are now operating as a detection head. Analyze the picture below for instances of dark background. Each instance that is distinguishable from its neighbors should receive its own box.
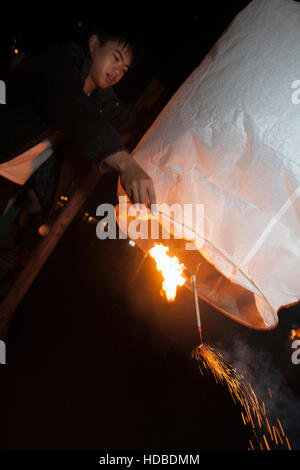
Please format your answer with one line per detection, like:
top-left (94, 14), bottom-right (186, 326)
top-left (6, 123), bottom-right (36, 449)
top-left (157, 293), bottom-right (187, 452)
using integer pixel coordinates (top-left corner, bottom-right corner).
top-left (0, 2), bottom-right (254, 100)
top-left (0, 0), bottom-right (299, 453)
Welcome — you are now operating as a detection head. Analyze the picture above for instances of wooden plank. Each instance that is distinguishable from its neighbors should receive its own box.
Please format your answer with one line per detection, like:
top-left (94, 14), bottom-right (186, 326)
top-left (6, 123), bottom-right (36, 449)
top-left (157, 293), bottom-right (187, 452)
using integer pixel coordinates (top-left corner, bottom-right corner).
top-left (0, 164), bottom-right (103, 338)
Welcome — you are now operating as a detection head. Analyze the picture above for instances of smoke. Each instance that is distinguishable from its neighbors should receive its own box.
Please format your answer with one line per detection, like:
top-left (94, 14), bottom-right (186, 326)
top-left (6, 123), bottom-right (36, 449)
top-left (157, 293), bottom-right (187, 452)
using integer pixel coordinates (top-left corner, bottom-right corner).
top-left (216, 334), bottom-right (300, 450)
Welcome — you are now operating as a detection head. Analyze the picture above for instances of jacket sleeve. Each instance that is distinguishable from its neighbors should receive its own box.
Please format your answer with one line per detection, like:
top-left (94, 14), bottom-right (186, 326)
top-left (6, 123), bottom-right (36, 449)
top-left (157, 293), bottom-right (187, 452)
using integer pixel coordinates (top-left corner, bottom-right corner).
top-left (21, 47), bottom-right (127, 164)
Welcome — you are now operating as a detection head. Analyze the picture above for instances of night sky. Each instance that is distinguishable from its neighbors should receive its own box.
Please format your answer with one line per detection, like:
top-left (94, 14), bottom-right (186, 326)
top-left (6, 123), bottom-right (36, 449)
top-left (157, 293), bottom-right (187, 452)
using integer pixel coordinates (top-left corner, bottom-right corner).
top-left (0, 0), bottom-right (300, 456)
top-left (0, 2), bottom-right (254, 97)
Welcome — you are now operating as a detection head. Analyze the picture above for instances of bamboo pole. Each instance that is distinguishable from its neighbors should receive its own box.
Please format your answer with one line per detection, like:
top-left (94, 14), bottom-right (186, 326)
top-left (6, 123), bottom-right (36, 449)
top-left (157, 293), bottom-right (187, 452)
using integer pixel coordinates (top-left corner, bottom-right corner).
top-left (0, 165), bottom-right (103, 338)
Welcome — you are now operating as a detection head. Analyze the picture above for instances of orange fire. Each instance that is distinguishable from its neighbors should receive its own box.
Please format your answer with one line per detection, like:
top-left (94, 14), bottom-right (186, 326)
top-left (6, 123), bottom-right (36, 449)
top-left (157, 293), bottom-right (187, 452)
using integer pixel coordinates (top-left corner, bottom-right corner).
top-left (149, 244), bottom-right (186, 301)
top-left (290, 328), bottom-right (300, 341)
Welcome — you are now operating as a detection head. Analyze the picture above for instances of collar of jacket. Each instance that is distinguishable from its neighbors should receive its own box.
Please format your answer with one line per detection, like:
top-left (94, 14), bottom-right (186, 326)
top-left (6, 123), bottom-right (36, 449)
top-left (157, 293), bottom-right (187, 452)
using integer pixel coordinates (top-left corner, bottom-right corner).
top-left (80, 49), bottom-right (93, 82)
top-left (59, 41), bottom-right (93, 83)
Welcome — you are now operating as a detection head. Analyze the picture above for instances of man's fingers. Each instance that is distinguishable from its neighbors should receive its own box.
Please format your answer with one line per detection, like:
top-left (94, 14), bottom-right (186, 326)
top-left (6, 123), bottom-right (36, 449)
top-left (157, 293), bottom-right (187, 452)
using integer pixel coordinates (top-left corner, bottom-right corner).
top-left (131, 183), bottom-right (140, 205)
top-left (121, 164), bottom-right (156, 207)
top-left (127, 188), bottom-right (134, 204)
top-left (138, 185), bottom-right (149, 207)
top-left (147, 181), bottom-right (156, 208)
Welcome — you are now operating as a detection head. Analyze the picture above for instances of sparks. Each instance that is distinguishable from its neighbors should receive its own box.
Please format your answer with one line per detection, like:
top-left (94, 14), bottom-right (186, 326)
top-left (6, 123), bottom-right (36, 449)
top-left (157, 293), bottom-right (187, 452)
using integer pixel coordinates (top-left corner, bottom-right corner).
top-left (149, 244), bottom-right (186, 301)
top-left (191, 344), bottom-right (292, 451)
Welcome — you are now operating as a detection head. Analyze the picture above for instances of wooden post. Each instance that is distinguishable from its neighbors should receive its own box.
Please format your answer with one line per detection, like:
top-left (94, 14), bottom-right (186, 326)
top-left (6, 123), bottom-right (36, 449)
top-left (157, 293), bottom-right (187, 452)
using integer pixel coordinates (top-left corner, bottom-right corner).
top-left (0, 165), bottom-right (103, 338)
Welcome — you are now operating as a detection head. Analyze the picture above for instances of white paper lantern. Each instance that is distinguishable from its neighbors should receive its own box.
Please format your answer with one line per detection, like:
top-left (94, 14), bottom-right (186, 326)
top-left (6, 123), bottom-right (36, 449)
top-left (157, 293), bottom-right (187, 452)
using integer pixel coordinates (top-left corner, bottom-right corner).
top-left (118, 0), bottom-right (300, 329)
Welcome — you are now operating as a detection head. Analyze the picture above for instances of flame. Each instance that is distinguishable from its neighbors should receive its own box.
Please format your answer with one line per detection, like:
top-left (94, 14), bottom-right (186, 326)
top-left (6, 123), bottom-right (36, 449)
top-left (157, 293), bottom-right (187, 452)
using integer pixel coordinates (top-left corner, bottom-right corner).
top-left (149, 244), bottom-right (186, 301)
top-left (290, 328), bottom-right (300, 341)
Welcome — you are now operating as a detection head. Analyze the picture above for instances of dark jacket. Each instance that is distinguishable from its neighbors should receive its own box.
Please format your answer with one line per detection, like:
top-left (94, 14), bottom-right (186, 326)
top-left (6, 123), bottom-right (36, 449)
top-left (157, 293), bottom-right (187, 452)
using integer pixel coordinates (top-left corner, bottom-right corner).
top-left (0, 41), bottom-right (144, 212)
top-left (1, 40), bottom-right (143, 164)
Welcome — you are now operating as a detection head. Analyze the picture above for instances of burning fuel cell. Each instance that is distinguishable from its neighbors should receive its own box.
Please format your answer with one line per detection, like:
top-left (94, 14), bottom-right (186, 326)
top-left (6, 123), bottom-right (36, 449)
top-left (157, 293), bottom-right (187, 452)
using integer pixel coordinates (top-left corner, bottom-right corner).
top-left (148, 244), bottom-right (186, 302)
top-left (148, 243), bottom-right (203, 343)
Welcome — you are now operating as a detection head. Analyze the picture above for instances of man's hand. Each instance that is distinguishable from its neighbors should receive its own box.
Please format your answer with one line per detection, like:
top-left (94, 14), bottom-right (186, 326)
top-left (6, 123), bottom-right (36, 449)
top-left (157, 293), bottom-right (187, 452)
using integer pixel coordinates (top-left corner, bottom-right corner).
top-left (102, 151), bottom-right (156, 208)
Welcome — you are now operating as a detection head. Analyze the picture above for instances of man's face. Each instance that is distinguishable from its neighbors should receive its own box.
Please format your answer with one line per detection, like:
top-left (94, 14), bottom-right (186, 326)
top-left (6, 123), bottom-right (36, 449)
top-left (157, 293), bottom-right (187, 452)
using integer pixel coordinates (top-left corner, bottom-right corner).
top-left (88, 36), bottom-right (132, 89)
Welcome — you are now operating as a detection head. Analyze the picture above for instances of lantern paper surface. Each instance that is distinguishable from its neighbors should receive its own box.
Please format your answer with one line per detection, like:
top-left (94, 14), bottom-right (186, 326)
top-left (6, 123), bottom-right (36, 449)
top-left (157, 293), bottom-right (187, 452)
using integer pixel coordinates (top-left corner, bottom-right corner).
top-left (117, 0), bottom-right (300, 329)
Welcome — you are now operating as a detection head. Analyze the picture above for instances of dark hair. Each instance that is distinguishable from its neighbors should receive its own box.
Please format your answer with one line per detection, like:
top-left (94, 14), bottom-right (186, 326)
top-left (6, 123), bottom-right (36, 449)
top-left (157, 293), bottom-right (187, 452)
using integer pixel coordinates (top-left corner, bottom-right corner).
top-left (81, 23), bottom-right (145, 70)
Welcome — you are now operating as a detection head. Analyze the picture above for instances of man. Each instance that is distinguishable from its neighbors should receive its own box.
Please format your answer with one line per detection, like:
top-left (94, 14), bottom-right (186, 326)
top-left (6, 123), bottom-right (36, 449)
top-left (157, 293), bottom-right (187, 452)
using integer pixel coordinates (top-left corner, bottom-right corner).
top-left (0, 28), bottom-right (156, 243)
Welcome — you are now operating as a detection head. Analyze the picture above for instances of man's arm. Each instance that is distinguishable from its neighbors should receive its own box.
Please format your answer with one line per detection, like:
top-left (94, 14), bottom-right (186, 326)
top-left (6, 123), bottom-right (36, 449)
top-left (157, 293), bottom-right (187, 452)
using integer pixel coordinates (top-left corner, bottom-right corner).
top-left (20, 46), bottom-right (156, 206)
